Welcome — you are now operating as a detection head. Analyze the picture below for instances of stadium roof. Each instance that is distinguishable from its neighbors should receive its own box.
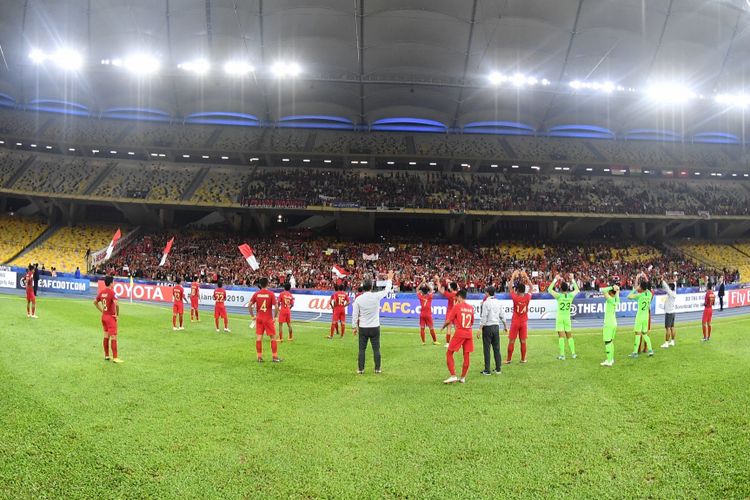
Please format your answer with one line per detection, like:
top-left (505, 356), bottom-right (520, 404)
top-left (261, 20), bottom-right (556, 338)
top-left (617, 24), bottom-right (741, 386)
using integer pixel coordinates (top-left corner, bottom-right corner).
top-left (1, 0), bottom-right (750, 136)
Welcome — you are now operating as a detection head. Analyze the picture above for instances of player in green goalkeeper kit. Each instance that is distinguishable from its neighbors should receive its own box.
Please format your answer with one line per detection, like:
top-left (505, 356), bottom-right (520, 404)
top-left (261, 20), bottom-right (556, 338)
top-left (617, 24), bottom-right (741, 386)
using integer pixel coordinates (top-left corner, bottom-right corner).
top-left (547, 273), bottom-right (579, 360)
top-left (600, 284), bottom-right (620, 367)
top-left (627, 272), bottom-right (654, 358)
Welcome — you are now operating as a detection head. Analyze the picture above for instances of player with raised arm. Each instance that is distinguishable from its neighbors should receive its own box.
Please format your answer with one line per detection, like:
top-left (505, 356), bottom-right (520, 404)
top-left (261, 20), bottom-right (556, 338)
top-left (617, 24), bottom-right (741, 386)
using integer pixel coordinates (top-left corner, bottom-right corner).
top-left (213, 280), bottom-right (230, 333)
top-left (702, 282), bottom-right (715, 342)
top-left (328, 284), bottom-right (350, 339)
top-left (94, 275), bottom-right (122, 363)
top-left (627, 272), bottom-right (654, 358)
top-left (599, 284), bottom-right (620, 367)
top-left (417, 281), bottom-right (439, 345)
top-left (172, 277), bottom-right (187, 331)
top-left (661, 275), bottom-right (677, 348)
top-left (25, 264), bottom-right (37, 318)
top-left (506, 270), bottom-right (532, 364)
top-left (189, 278), bottom-right (201, 322)
top-left (440, 289), bottom-right (475, 384)
top-left (278, 282), bottom-right (295, 342)
top-left (437, 278), bottom-right (459, 347)
top-left (547, 273), bottom-right (580, 360)
top-left (249, 277), bottom-right (281, 362)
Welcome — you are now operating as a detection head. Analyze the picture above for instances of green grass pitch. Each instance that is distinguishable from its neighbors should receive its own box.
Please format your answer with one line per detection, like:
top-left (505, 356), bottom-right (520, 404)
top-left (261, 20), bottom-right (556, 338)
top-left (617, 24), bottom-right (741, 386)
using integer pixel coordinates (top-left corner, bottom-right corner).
top-left (1, 294), bottom-right (749, 498)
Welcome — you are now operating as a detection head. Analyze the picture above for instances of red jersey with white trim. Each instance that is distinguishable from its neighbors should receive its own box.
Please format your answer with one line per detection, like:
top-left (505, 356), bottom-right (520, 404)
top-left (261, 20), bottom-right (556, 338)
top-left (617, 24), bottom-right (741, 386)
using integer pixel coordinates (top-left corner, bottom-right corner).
top-left (418, 293), bottom-right (433, 318)
top-left (446, 302), bottom-right (474, 339)
top-left (25, 271), bottom-right (33, 291)
top-left (511, 292), bottom-right (531, 323)
top-left (251, 289), bottom-right (277, 321)
top-left (704, 290), bottom-right (715, 308)
top-left (95, 289), bottom-right (118, 317)
top-left (213, 288), bottom-right (227, 309)
top-left (442, 290), bottom-right (457, 313)
top-left (190, 282), bottom-right (200, 297)
top-left (279, 290), bottom-right (294, 311)
top-left (173, 285), bottom-right (184, 304)
top-left (330, 291), bottom-right (349, 311)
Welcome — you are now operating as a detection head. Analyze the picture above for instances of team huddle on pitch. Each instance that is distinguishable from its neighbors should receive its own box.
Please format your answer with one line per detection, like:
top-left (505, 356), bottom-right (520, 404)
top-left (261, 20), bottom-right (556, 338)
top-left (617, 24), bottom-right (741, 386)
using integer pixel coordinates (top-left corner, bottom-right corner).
top-left (23, 265), bottom-right (718, 380)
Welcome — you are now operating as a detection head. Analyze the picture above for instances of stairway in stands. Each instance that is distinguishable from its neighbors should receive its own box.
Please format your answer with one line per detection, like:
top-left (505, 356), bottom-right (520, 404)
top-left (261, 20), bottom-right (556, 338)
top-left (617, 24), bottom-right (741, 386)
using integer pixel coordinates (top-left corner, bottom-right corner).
top-left (3, 225), bottom-right (59, 266)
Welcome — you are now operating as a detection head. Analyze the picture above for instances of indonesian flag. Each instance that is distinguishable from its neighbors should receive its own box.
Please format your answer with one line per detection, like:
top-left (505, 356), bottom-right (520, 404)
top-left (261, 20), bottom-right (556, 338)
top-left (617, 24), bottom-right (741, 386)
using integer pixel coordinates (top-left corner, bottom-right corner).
top-left (159, 237), bottom-right (175, 267)
top-left (103, 228), bottom-right (121, 262)
top-left (332, 265), bottom-right (349, 278)
top-left (238, 244), bottom-right (260, 270)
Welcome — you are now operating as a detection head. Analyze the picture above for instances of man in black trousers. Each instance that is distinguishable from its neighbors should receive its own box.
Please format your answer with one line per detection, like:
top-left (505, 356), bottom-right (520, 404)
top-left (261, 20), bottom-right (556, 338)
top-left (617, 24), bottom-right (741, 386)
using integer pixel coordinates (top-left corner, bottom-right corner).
top-left (718, 277), bottom-right (725, 312)
top-left (352, 270), bottom-right (394, 374)
top-left (478, 286), bottom-right (508, 375)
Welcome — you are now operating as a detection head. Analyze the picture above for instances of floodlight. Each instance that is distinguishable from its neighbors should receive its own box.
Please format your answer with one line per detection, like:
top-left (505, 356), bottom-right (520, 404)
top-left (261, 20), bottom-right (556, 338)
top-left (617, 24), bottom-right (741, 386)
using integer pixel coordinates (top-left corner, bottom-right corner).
top-left (323, 159), bottom-right (331, 163)
top-left (271, 61), bottom-right (301, 78)
top-left (221, 156), bottom-right (229, 160)
top-left (29, 49), bottom-right (46, 64)
top-left (123, 54), bottom-right (160, 75)
top-left (182, 154), bottom-right (190, 158)
top-left (488, 72), bottom-right (507, 85)
top-left (52, 48), bottom-right (83, 71)
top-left (409, 162), bottom-right (417, 165)
top-left (223, 61), bottom-right (254, 76)
top-left (178, 59), bottom-right (210, 75)
top-left (429, 162), bottom-right (437, 166)
top-left (646, 83), bottom-right (695, 103)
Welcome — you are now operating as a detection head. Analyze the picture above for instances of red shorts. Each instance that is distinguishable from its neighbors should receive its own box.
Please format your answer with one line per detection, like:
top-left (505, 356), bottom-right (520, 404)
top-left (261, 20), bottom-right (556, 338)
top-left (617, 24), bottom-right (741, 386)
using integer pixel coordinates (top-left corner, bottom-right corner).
top-left (101, 315), bottom-right (117, 335)
top-left (173, 302), bottom-right (184, 314)
top-left (332, 309), bottom-right (346, 322)
top-left (509, 321), bottom-right (528, 342)
top-left (214, 306), bottom-right (227, 319)
top-left (26, 289), bottom-right (35, 301)
top-left (278, 309), bottom-right (291, 324)
top-left (190, 297), bottom-right (199, 309)
top-left (447, 335), bottom-right (474, 354)
top-left (419, 316), bottom-right (434, 328)
top-left (702, 308), bottom-right (713, 323)
top-left (256, 318), bottom-right (276, 336)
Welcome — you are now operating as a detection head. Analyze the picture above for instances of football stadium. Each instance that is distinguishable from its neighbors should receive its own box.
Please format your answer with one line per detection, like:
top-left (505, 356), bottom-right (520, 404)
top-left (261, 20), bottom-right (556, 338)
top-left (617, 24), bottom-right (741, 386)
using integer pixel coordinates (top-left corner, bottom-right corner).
top-left (2, 0), bottom-right (750, 497)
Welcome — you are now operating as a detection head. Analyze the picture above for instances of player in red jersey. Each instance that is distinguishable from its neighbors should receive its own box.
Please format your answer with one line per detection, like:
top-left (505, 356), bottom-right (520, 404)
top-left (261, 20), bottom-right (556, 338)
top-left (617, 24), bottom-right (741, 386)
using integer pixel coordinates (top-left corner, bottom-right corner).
top-left (437, 279), bottom-right (459, 346)
top-left (702, 282), bottom-right (716, 341)
top-left (417, 283), bottom-right (439, 345)
top-left (189, 279), bottom-right (201, 322)
top-left (24, 264), bottom-right (37, 318)
top-left (278, 282), bottom-right (295, 342)
top-left (506, 270), bottom-right (532, 364)
top-left (440, 289), bottom-right (475, 384)
top-left (249, 277), bottom-right (281, 362)
top-left (171, 277), bottom-right (187, 331)
top-left (328, 284), bottom-right (350, 339)
top-left (94, 275), bottom-right (122, 363)
top-left (213, 280), bottom-right (230, 333)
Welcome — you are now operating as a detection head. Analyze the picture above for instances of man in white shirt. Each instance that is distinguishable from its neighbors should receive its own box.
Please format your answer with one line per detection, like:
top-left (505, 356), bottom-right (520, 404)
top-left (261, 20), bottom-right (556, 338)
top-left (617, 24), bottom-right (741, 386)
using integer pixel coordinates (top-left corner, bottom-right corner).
top-left (478, 286), bottom-right (508, 375)
top-left (661, 275), bottom-right (678, 348)
top-left (352, 270), bottom-right (394, 374)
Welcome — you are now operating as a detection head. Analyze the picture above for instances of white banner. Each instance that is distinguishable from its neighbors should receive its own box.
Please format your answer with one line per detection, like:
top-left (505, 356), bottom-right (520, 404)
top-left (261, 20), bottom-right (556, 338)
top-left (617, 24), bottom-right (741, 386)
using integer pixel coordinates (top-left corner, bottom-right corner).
top-left (0, 270), bottom-right (16, 289)
top-left (654, 292), bottom-right (719, 315)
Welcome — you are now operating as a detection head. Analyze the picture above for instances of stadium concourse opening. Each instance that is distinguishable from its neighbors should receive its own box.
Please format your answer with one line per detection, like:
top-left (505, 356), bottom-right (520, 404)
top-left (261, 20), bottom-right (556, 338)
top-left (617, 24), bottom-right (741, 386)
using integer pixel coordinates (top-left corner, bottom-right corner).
top-left (2, 0), bottom-right (750, 497)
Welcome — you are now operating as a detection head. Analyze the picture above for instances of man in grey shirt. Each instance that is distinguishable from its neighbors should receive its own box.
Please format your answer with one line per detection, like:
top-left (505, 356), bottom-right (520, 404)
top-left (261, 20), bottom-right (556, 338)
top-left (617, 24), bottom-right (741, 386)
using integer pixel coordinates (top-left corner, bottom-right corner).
top-left (352, 270), bottom-right (394, 374)
top-left (479, 286), bottom-right (508, 375)
top-left (661, 275), bottom-right (677, 348)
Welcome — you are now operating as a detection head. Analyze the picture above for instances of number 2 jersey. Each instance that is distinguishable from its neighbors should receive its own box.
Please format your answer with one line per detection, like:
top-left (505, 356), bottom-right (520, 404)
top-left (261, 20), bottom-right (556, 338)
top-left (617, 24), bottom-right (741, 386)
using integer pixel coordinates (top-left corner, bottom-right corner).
top-left (446, 302), bottom-right (475, 339)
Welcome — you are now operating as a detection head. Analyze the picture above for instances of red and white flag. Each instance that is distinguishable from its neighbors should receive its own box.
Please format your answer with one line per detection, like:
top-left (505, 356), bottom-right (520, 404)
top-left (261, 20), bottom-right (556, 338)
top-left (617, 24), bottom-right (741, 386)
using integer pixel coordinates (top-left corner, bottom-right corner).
top-left (238, 244), bottom-right (260, 271)
top-left (332, 265), bottom-right (349, 278)
top-left (158, 237), bottom-right (175, 267)
top-left (103, 228), bottom-right (122, 262)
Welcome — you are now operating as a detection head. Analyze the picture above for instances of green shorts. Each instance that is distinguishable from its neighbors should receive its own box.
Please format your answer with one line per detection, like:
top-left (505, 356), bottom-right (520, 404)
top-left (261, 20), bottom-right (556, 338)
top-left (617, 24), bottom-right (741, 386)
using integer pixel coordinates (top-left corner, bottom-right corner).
top-left (634, 315), bottom-right (649, 333)
top-left (603, 324), bottom-right (617, 342)
top-left (556, 316), bottom-right (572, 332)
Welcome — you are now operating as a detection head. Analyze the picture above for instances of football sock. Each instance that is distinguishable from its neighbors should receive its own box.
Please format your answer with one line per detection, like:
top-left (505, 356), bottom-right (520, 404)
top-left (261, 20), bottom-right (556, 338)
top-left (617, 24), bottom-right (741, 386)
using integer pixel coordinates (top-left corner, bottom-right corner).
top-left (223, 318), bottom-right (228, 329)
top-left (445, 332), bottom-right (451, 343)
top-left (461, 353), bottom-right (470, 378)
top-left (256, 340), bottom-right (263, 357)
top-left (341, 324), bottom-right (345, 337)
top-left (507, 342), bottom-right (515, 361)
top-left (172, 315), bottom-right (177, 327)
top-left (195, 310), bottom-right (199, 320)
top-left (558, 337), bottom-right (565, 356)
top-left (215, 317), bottom-right (219, 329)
top-left (420, 327), bottom-right (425, 343)
top-left (446, 351), bottom-right (456, 376)
top-left (642, 334), bottom-right (652, 351)
top-left (32, 304), bottom-right (35, 315)
top-left (567, 338), bottom-right (576, 355)
top-left (111, 339), bottom-right (118, 358)
top-left (330, 324), bottom-right (335, 337)
top-left (605, 341), bottom-right (614, 362)
top-left (289, 329), bottom-right (293, 340)
top-left (103, 338), bottom-right (110, 357)
top-left (430, 329), bottom-right (437, 342)
top-left (271, 340), bottom-right (278, 358)
top-left (708, 325), bottom-right (712, 338)
top-left (179, 315), bottom-right (183, 327)
top-left (520, 342), bottom-right (527, 361)
top-left (633, 335), bottom-right (641, 353)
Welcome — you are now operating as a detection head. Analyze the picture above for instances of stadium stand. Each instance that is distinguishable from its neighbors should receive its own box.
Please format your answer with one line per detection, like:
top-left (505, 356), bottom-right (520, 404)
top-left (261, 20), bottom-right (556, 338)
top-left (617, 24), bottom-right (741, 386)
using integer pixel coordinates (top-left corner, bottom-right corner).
top-left (0, 215), bottom-right (48, 264)
top-left (91, 162), bottom-right (198, 201)
top-left (10, 224), bottom-right (120, 272)
top-left (675, 241), bottom-right (749, 282)
top-left (192, 168), bottom-right (252, 204)
top-left (13, 156), bottom-right (109, 195)
top-left (104, 230), bottom-right (724, 291)
top-left (0, 150), bottom-right (31, 187)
